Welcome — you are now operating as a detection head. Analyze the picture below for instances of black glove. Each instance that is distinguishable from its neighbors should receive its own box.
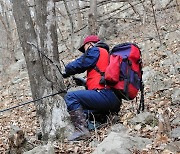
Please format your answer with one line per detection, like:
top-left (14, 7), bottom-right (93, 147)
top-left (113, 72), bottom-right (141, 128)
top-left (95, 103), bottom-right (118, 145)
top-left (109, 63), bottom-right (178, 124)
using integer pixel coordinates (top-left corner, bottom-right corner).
top-left (73, 77), bottom-right (86, 86)
top-left (62, 72), bottom-right (70, 78)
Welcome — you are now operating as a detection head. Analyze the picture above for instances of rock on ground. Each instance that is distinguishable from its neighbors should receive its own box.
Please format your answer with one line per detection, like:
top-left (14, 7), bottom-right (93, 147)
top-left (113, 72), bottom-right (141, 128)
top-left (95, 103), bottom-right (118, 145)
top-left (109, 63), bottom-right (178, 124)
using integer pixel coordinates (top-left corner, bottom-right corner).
top-left (93, 129), bottom-right (151, 154)
top-left (23, 144), bottom-right (55, 154)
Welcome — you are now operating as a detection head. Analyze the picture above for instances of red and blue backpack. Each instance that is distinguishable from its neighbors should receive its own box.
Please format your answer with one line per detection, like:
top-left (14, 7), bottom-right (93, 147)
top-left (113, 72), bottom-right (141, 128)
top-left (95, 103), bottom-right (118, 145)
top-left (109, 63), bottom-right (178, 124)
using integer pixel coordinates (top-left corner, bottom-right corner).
top-left (95, 42), bottom-right (144, 113)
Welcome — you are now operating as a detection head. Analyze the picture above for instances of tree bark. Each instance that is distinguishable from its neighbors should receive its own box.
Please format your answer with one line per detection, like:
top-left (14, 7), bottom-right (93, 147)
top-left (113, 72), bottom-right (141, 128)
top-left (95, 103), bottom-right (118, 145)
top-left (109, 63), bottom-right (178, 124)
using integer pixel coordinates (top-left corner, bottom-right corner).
top-left (88, 0), bottom-right (98, 35)
top-left (0, 0), bottom-right (16, 77)
top-left (12, 0), bottom-right (70, 141)
top-left (74, 0), bottom-right (83, 29)
top-left (98, 23), bottom-right (108, 40)
top-left (176, 0), bottom-right (180, 12)
top-left (63, 0), bottom-right (75, 52)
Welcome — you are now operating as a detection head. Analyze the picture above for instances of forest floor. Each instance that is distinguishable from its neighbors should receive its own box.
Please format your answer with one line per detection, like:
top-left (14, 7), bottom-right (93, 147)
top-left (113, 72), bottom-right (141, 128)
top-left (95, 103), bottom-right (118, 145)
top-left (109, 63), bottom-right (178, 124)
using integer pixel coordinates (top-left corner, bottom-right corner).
top-left (0, 3), bottom-right (180, 154)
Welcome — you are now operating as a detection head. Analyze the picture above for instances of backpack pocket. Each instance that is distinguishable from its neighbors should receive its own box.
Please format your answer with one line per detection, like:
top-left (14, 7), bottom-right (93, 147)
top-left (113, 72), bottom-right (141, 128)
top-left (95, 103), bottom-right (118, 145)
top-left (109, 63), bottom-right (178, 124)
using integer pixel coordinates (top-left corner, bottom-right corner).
top-left (105, 55), bottom-right (121, 84)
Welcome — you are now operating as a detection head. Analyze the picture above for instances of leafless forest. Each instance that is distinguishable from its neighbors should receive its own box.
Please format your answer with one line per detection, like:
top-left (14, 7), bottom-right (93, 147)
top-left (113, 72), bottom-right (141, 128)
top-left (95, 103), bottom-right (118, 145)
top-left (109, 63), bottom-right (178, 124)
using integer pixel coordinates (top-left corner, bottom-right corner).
top-left (0, 0), bottom-right (179, 153)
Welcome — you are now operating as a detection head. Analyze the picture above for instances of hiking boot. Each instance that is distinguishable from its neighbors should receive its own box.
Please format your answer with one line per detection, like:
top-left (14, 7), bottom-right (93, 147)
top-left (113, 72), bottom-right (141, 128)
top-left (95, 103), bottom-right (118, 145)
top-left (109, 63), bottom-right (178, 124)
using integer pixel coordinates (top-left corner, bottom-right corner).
top-left (68, 108), bottom-right (90, 141)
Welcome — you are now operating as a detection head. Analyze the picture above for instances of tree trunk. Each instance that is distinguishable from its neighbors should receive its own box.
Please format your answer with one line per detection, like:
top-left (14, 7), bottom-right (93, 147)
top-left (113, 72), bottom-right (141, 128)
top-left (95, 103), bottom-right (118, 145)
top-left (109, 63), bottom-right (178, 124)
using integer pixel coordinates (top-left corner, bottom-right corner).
top-left (74, 0), bottom-right (83, 29)
top-left (0, 0), bottom-right (16, 77)
top-left (176, 0), bottom-right (180, 12)
top-left (63, 0), bottom-right (75, 52)
top-left (12, 0), bottom-right (70, 141)
top-left (88, 0), bottom-right (98, 35)
top-left (98, 23), bottom-right (108, 40)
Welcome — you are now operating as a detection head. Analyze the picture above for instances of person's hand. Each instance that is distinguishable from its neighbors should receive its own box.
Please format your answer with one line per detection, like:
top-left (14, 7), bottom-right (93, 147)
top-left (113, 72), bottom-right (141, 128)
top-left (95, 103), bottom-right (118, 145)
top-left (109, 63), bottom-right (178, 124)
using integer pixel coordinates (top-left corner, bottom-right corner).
top-left (62, 72), bottom-right (70, 78)
top-left (73, 77), bottom-right (86, 86)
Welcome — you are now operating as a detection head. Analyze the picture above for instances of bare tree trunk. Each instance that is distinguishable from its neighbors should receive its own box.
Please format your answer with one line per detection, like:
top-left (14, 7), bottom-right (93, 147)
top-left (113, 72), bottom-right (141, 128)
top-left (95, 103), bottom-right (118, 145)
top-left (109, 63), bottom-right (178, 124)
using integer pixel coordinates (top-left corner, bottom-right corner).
top-left (63, 0), bottom-right (75, 52)
top-left (0, 0), bottom-right (16, 78)
top-left (12, 0), bottom-right (70, 141)
top-left (88, 0), bottom-right (98, 35)
top-left (4, 1), bottom-right (16, 63)
top-left (175, 0), bottom-right (180, 12)
top-left (74, 0), bottom-right (83, 29)
top-left (98, 24), bottom-right (108, 40)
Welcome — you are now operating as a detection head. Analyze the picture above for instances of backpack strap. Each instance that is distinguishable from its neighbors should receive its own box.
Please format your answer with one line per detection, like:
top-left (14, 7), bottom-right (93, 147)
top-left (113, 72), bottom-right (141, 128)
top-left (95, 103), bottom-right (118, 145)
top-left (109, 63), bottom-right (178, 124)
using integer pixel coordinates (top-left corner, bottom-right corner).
top-left (137, 80), bottom-right (144, 113)
top-left (94, 66), bottom-right (104, 76)
top-left (123, 58), bottom-right (132, 99)
top-left (137, 58), bottom-right (145, 114)
top-left (94, 66), bottom-right (107, 85)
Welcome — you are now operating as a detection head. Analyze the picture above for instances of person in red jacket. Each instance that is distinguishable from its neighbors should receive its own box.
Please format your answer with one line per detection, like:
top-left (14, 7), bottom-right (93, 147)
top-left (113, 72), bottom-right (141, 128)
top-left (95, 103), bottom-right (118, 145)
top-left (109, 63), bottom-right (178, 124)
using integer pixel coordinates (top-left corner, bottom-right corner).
top-left (63, 35), bottom-right (121, 141)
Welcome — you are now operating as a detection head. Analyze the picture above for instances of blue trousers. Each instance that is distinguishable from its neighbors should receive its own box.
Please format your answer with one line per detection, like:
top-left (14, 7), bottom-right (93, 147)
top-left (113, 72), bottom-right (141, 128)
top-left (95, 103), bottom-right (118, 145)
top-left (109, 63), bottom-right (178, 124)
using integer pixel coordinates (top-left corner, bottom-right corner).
top-left (64, 89), bottom-right (121, 113)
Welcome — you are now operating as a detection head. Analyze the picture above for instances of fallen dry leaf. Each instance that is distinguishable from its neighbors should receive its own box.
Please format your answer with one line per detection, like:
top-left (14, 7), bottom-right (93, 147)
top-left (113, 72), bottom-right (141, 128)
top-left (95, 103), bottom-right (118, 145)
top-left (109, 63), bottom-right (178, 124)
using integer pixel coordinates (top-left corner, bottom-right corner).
top-left (154, 133), bottom-right (170, 147)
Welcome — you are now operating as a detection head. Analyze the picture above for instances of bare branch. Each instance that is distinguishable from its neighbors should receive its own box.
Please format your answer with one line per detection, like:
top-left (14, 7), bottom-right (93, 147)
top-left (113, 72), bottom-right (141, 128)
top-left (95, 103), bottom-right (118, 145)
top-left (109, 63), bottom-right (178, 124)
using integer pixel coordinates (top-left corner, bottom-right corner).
top-left (128, 2), bottom-right (142, 22)
top-left (150, 0), bottom-right (162, 45)
top-left (98, 1), bottom-right (142, 19)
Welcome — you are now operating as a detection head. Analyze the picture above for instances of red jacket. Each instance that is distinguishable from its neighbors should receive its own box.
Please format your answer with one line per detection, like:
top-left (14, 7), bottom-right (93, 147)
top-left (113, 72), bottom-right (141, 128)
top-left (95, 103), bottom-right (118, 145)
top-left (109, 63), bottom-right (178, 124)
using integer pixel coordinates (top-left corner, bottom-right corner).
top-left (86, 47), bottom-right (109, 90)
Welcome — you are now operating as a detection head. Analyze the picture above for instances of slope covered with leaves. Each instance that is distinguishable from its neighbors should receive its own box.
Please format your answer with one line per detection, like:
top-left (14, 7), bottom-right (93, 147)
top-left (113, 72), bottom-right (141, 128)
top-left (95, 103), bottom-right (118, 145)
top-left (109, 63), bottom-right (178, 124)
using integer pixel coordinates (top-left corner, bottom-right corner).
top-left (0, 1), bottom-right (179, 153)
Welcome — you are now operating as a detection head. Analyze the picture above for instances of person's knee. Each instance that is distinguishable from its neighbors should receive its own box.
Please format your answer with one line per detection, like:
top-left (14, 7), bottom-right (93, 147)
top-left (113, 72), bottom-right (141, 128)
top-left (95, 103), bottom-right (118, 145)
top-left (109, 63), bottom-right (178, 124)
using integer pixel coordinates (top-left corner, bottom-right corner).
top-left (64, 92), bottom-right (80, 111)
top-left (64, 92), bottom-right (71, 103)
top-left (64, 92), bottom-right (73, 105)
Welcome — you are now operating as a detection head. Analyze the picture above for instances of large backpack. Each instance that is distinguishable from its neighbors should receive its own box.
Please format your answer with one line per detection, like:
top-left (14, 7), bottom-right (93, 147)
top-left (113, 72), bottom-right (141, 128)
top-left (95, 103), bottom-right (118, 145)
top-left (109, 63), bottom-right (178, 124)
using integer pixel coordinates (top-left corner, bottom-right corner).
top-left (95, 42), bottom-right (144, 113)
